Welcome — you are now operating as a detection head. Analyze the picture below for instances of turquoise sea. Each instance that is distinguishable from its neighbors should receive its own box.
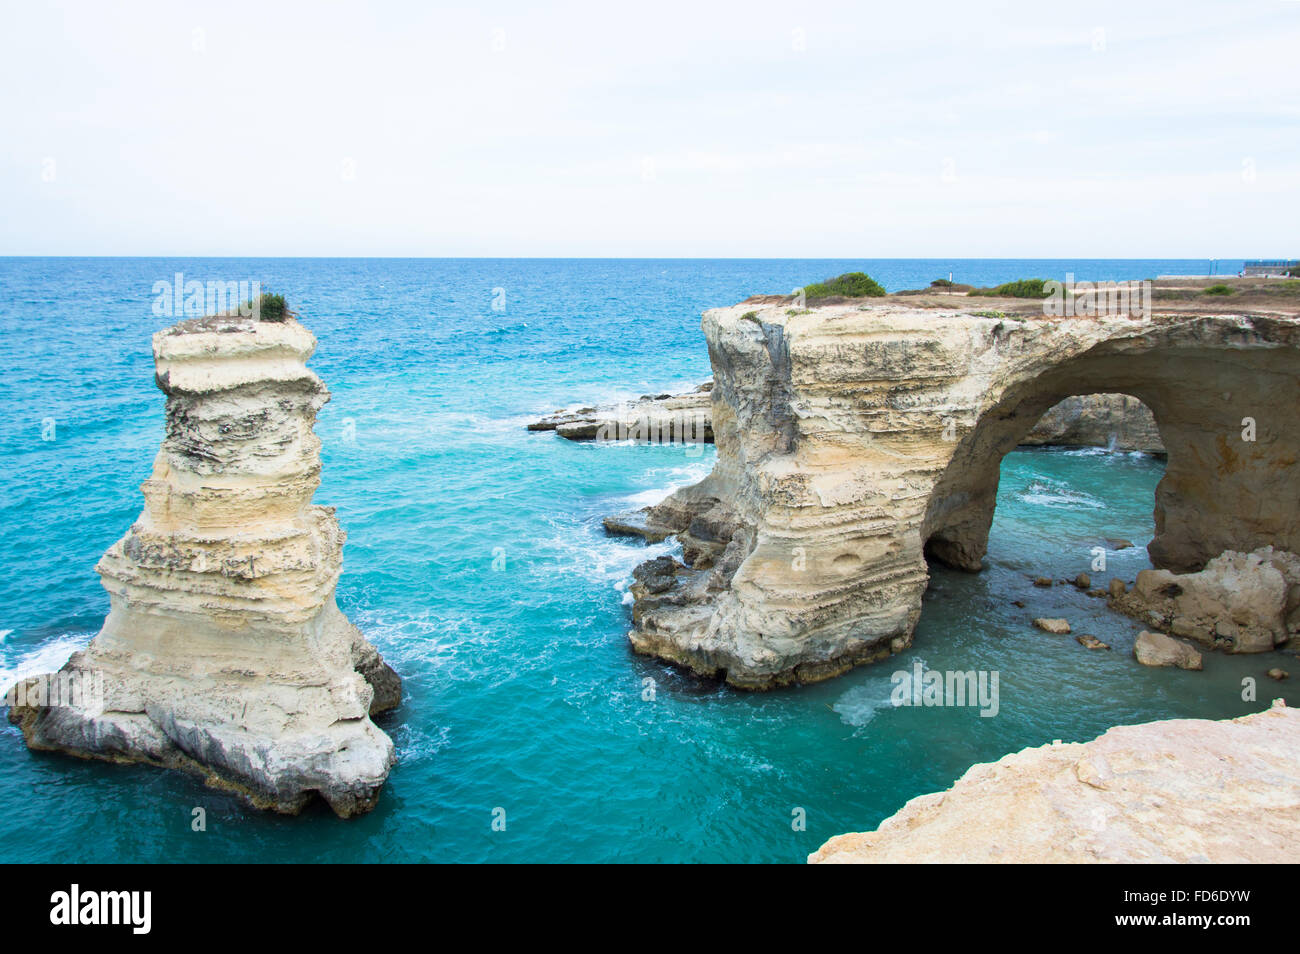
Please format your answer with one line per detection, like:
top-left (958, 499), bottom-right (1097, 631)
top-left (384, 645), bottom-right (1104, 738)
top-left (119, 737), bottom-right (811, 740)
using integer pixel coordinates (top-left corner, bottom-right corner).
top-left (0, 257), bottom-right (1285, 863)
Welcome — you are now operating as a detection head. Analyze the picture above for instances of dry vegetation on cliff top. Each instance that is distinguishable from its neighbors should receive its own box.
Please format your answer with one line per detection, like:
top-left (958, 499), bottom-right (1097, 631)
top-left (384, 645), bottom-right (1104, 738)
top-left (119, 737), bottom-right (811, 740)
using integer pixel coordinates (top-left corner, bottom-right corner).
top-left (744, 273), bottom-right (1300, 317)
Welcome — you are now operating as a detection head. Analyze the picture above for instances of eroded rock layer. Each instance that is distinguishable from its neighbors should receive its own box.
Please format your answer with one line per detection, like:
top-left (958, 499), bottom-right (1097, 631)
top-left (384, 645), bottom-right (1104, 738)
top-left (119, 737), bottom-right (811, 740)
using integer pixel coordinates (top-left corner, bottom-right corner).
top-left (8, 314), bottom-right (401, 817)
top-left (809, 701), bottom-right (1299, 863)
top-left (620, 304), bottom-right (1300, 688)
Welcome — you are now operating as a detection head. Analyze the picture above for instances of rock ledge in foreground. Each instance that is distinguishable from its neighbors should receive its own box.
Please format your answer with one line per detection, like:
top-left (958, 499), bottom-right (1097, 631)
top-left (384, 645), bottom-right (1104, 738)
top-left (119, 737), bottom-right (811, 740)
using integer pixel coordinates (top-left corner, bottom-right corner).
top-left (810, 701), bottom-right (1299, 863)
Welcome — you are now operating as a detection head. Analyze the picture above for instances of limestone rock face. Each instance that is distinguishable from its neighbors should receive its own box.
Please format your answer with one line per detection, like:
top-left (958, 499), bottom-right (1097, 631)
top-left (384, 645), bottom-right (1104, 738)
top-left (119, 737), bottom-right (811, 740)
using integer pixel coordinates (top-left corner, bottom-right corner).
top-left (7, 314), bottom-right (401, 817)
top-left (1133, 630), bottom-right (1204, 669)
top-left (1020, 393), bottom-right (1164, 453)
top-left (1113, 547), bottom-right (1300, 652)
top-left (620, 303), bottom-right (1300, 688)
top-left (809, 701), bottom-right (1300, 863)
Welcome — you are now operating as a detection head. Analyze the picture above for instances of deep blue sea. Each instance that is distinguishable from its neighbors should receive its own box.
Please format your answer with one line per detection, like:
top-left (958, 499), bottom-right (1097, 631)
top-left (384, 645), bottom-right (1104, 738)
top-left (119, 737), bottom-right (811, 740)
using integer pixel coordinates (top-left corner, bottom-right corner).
top-left (0, 257), bottom-right (1284, 863)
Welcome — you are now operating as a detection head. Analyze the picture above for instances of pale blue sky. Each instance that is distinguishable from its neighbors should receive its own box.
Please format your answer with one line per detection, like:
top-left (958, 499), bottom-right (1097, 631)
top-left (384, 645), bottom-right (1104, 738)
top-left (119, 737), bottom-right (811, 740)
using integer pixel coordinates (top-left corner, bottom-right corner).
top-left (2, 0), bottom-right (1297, 257)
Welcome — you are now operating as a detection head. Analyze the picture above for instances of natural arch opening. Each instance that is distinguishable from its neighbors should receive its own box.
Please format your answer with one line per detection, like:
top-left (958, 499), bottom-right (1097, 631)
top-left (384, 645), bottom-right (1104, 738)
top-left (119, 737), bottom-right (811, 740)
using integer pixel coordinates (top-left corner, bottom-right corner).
top-left (921, 337), bottom-right (1300, 576)
top-left (922, 390), bottom-right (1160, 570)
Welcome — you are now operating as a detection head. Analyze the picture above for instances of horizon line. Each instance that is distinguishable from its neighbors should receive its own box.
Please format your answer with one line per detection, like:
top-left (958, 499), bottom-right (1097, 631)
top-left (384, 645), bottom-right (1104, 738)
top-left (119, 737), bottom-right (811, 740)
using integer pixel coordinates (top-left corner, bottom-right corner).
top-left (0, 254), bottom-right (1257, 262)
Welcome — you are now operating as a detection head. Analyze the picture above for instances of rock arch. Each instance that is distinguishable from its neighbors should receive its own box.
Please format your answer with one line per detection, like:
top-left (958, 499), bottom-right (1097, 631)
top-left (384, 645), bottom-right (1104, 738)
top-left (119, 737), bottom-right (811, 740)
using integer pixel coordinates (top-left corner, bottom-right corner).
top-left (623, 305), bottom-right (1300, 689)
top-left (923, 325), bottom-right (1299, 574)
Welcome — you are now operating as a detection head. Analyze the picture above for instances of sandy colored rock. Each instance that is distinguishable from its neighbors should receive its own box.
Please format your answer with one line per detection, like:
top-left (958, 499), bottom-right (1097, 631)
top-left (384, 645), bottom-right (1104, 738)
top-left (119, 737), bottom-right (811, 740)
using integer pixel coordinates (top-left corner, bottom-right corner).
top-left (810, 701), bottom-right (1300, 863)
top-left (6, 315), bottom-right (401, 817)
top-left (1133, 631), bottom-right (1203, 670)
top-left (1112, 547), bottom-right (1300, 652)
top-left (1269, 669), bottom-right (1289, 681)
top-left (1034, 618), bottom-right (1072, 635)
top-left (618, 302), bottom-right (1299, 688)
top-left (1076, 635), bottom-right (1110, 650)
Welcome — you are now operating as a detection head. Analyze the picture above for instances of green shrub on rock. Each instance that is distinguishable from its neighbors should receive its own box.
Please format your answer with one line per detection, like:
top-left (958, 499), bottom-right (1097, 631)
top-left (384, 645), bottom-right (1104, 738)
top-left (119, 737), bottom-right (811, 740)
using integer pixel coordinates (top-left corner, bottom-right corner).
top-left (969, 278), bottom-right (1053, 299)
top-left (803, 272), bottom-right (887, 299)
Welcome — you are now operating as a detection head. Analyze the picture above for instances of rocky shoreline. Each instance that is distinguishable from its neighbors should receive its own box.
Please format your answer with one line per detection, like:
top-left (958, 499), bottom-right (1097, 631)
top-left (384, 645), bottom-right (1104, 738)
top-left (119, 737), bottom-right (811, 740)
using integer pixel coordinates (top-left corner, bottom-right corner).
top-left (810, 700), bottom-right (1299, 863)
top-left (6, 314), bottom-right (401, 817)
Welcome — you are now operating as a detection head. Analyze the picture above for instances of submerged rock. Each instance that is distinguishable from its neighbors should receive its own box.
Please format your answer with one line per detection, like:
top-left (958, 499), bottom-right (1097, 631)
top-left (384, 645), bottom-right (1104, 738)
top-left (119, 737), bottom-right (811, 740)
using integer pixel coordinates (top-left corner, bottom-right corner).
top-left (1133, 631), bottom-right (1203, 670)
top-left (810, 701), bottom-right (1299, 863)
top-left (1033, 618), bottom-right (1072, 635)
top-left (1075, 634), bottom-right (1110, 650)
top-left (6, 315), bottom-right (401, 817)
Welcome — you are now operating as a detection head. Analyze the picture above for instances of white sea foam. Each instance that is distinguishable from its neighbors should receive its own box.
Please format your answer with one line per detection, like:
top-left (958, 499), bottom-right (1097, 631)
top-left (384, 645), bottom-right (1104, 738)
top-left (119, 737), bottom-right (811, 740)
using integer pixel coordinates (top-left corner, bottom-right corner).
top-left (833, 658), bottom-right (931, 728)
top-left (1016, 479), bottom-right (1104, 509)
top-left (1060, 446), bottom-right (1111, 458)
top-left (0, 634), bottom-right (91, 698)
top-left (621, 487), bottom-right (674, 509)
top-left (618, 459), bottom-right (713, 510)
top-left (540, 515), bottom-right (681, 587)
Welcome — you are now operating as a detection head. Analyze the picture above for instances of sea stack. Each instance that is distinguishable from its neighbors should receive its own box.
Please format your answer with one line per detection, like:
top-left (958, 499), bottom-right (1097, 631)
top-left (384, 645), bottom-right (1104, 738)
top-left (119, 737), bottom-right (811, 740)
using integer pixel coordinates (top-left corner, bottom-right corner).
top-left (7, 312), bottom-right (401, 817)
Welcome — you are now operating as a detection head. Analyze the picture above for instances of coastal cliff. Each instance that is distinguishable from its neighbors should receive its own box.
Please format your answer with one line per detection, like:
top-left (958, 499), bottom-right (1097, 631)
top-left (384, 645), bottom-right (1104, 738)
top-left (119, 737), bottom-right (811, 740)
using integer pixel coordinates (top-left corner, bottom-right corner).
top-left (7, 313), bottom-right (401, 817)
top-left (810, 701), bottom-right (1299, 863)
top-left (616, 303), bottom-right (1300, 689)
